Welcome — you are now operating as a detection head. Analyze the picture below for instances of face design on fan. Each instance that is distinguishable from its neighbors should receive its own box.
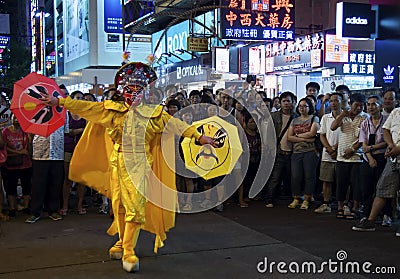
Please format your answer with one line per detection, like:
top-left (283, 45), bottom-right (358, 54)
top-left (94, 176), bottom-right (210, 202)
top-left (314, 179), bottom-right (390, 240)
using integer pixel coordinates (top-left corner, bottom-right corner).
top-left (25, 85), bottom-right (63, 124)
top-left (123, 85), bottom-right (144, 106)
top-left (190, 122), bottom-right (230, 171)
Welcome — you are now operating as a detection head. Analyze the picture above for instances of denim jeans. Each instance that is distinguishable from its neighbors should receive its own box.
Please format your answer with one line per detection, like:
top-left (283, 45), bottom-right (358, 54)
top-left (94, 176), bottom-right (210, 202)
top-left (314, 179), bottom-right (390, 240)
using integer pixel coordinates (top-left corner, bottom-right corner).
top-left (264, 153), bottom-right (291, 203)
top-left (291, 151), bottom-right (319, 196)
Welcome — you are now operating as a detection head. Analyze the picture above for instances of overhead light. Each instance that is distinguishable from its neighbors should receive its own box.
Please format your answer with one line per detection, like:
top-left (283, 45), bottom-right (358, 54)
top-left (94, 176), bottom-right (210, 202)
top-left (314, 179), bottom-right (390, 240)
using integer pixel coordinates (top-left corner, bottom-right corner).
top-left (236, 42), bottom-right (246, 48)
top-left (34, 11), bottom-right (50, 17)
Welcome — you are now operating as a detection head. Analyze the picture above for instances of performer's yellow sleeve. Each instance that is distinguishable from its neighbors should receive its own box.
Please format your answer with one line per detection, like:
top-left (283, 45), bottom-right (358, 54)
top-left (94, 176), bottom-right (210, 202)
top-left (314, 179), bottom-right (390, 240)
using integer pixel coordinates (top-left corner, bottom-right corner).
top-left (162, 111), bottom-right (202, 140)
top-left (59, 97), bottom-right (128, 128)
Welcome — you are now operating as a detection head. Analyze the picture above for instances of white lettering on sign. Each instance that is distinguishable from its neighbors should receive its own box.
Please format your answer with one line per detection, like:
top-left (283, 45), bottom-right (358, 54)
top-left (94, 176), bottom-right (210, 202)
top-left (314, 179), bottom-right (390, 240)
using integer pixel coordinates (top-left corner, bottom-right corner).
top-left (167, 31), bottom-right (188, 53)
top-left (345, 17), bottom-right (368, 25)
top-left (265, 32), bottom-right (324, 58)
top-left (176, 65), bottom-right (204, 80)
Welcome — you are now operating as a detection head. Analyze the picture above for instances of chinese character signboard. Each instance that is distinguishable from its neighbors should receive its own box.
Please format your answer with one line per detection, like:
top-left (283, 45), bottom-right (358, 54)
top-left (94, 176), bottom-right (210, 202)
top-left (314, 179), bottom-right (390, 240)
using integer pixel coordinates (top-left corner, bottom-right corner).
top-left (187, 37), bottom-right (209, 52)
top-left (221, 0), bottom-right (295, 41)
top-left (265, 32), bottom-right (324, 72)
top-left (333, 51), bottom-right (375, 76)
top-left (324, 34), bottom-right (349, 63)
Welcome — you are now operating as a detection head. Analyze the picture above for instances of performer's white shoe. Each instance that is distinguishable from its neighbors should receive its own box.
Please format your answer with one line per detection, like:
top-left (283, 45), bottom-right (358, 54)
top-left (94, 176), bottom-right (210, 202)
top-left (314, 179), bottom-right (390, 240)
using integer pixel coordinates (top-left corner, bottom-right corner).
top-left (109, 242), bottom-right (123, 260)
top-left (122, 255), bottom-right (140, 272)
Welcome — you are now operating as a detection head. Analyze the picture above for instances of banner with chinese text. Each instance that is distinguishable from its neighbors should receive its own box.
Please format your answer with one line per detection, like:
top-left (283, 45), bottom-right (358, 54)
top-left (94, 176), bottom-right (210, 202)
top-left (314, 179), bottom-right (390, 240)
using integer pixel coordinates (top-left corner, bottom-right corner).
top-left (221, 0), bottom-right (295, 41)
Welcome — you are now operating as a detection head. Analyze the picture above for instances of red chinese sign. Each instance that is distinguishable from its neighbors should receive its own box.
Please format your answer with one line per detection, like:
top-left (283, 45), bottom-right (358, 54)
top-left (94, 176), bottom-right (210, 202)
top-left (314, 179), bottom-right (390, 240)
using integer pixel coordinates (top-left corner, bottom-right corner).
top-left (221, 0), bottom-right (295, 41)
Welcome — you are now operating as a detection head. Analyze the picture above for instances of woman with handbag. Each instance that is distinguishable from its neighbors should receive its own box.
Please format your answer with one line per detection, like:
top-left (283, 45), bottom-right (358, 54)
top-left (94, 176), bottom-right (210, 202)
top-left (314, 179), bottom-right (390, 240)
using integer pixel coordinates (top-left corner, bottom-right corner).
top-left (1, 114), bottom-right (32, 217)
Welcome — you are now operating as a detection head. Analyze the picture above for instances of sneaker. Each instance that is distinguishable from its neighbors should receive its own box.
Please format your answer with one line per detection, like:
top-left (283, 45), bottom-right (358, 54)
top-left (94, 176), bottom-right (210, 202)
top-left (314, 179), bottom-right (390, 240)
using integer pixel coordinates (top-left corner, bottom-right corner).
top-left (214, 203), bottom-right (224, 212)
top-left (314, 203), bottom-right (332, 214)
top-left (265, 203), bottom-right (274, 208)
top-left (300, 200), bottom-right (309, 210)
top-left (352, 217), bottom-right (376, 232)
top-left (25, 215), bottom-right (40, 223)
top-left (182, 203), bottom-right (192, 211)
top-left (396, 227), bottom-right (400, 237)
top-left (98, 205), bottom-right (109, 214)
top-left (49, 212), bottom-right (63, 221)
top-left (343, 205), bottom-right (351, 216)
top-left (199, 199), bottom-right (212, 209)
top-left (288, 199), bottom-right (301, 209)
top-left (381, 215), bottom-right (392, 227)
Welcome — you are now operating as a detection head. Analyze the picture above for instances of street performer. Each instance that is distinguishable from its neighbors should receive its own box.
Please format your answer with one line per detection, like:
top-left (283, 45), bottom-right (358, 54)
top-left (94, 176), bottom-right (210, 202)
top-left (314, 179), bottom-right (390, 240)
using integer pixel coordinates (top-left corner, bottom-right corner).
top-left (43, 61), bottom-right (217, 273)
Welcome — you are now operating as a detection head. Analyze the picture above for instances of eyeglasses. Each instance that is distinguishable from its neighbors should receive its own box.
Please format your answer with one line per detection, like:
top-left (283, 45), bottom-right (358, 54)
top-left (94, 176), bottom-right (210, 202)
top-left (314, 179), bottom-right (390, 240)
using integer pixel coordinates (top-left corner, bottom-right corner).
top-left (298, 105), bottom-right (309, 108)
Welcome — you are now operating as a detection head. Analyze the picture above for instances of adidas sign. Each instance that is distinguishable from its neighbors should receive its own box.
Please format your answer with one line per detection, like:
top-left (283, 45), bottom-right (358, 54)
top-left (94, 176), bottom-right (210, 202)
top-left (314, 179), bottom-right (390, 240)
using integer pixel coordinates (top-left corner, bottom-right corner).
top-left (345, 17), bottom-right (368, 25)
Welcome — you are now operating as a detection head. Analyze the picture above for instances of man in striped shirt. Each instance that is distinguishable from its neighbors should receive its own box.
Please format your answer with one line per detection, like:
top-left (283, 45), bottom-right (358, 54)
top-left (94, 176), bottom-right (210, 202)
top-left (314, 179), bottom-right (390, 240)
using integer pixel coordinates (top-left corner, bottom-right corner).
top-left (331, 93), bottom-right (367, 219)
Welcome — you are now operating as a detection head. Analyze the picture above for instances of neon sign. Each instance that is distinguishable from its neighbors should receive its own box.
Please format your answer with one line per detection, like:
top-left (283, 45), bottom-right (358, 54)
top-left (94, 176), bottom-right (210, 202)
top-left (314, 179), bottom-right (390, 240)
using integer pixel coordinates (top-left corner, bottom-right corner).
top-left (221, 0), bottom-right (295, 41)
top-left (345, 17), bottom-right (368, 25)
top-left (383, 65), bottom-right (395, 83)
top-left (339, 51), bottom-right (375, 76)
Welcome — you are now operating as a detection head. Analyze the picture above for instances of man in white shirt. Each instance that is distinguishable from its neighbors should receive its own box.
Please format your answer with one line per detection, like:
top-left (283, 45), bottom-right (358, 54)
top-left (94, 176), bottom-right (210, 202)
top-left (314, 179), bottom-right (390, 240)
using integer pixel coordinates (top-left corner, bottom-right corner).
top-left (381, 88), bottom-right (398, 117)
top-left (314, 93), bottom-right (342, 213)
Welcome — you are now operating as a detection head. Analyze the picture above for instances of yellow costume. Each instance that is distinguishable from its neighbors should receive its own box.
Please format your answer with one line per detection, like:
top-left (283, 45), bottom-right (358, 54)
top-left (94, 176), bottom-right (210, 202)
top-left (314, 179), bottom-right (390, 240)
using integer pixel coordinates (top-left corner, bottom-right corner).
top-left (60, 96), bottom-right (201, 255)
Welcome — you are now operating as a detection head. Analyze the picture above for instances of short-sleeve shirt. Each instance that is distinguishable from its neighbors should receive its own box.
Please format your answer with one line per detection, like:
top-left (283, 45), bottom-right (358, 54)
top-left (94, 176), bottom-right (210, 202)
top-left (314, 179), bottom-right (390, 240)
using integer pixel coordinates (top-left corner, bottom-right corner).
top-left (383, 108), bottom-right (400, 160)
top-left (359, 115), bottom-right (387, 161)
top-left (336, 112), bottom-right (367, 162)
top-left (32, 125), bottom-right (69, 160)
top-left (291, 115), bottom-right (318, 154)
top-left (319, 112), bottom-right (340, 162)
top-left (2, 127), bottom-right (32, 169)
top-left (64, 112), bottom-right (86, 153)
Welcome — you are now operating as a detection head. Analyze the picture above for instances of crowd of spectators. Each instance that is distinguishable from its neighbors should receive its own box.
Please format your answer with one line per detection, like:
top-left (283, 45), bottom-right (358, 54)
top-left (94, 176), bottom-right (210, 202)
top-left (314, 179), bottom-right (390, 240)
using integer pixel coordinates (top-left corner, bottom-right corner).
top-left (0, 81), bottom-right (399, 238)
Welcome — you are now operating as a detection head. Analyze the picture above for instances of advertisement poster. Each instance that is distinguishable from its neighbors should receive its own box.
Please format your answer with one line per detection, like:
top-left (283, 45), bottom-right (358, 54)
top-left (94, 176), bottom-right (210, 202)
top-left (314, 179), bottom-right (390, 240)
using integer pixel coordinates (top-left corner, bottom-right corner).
top-left (215, 47), bottom-right (230, 73)
top-left (248, 47), bottom-right (261, 74)
top-left (65, 0), bottom-right (90, 63)
top-left (325, 34), bottom-right (348, 63)
top-left (104, 0), bottom-right (123, 33)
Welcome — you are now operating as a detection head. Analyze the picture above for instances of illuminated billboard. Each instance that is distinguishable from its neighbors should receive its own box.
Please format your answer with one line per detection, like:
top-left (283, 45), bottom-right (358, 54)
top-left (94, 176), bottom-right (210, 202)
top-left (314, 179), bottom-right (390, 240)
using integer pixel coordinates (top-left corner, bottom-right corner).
top-left (324, 34), bottom-right (349, 63)
top-left (65, 0), bottom-right (90, 64)
top-left (220, 0), bottom-right (295, 41)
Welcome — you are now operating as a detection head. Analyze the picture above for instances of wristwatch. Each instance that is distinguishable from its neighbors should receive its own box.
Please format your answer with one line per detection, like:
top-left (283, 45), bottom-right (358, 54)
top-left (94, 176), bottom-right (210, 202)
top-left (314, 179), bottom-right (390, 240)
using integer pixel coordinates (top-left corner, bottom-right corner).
top-left (370, 146), bottom-right (374, 153)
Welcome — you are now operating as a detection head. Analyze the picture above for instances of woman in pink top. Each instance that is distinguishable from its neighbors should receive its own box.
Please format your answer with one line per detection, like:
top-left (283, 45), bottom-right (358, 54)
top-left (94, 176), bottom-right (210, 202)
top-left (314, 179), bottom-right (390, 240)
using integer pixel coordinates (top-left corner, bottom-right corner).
top-left (2, 114), bottom-right (32, 217)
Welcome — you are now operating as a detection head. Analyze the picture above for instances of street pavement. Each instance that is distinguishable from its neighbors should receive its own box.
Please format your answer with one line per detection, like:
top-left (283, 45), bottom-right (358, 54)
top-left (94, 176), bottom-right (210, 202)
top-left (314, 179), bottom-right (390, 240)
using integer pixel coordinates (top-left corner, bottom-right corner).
top-left (0, 199), bottom-right (399, 279)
